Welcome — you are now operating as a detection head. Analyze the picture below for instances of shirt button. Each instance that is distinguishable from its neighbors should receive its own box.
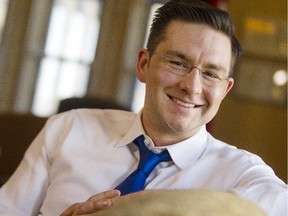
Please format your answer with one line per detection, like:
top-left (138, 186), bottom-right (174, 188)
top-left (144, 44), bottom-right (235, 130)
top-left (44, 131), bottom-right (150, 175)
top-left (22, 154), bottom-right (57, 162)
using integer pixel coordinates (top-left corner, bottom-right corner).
top-left (144, 138), bottom-right (150, 147)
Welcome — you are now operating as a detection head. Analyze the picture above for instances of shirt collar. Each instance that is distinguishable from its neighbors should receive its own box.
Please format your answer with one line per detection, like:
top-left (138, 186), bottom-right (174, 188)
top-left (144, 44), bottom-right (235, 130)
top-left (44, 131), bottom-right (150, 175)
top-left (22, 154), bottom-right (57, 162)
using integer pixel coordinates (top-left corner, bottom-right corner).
top-left (115, 110), bottom-right (145, 147)
top-left (165, 126), bottom-right (208, 170)
top-left (115, 111), bottom-right (208, 170)
top-left (141, 126), bottom-right (208, 170)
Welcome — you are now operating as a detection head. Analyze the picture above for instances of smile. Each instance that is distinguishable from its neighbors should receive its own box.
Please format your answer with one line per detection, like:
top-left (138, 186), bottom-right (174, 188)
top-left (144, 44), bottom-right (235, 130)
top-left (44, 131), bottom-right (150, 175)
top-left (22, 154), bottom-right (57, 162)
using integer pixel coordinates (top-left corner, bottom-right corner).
top-left (171, 97), bottom-right (198, 108)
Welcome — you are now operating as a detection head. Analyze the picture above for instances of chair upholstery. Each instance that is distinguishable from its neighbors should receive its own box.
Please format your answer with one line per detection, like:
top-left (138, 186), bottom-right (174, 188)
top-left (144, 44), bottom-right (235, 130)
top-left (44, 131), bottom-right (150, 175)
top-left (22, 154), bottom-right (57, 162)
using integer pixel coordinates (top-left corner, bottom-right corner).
top-left (0, 113), bottom-right (47, 186)
top-left (58, 97), bottom-right (130, 113)
top-left (88, 190), bottom-right (266, 216)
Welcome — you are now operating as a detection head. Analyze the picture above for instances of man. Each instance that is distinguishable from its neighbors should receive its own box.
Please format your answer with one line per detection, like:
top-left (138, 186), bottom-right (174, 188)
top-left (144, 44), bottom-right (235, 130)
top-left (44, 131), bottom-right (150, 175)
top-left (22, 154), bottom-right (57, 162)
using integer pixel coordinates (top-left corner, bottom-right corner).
top-left (0, 0), bottom-right (286, 216)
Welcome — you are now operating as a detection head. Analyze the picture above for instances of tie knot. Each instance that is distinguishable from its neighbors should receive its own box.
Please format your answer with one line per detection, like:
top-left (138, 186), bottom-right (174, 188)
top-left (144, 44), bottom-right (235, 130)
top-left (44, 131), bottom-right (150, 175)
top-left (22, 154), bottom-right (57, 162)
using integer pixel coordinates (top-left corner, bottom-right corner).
top-left (114, 135), bottom-right (172, 195)
top-left (133, 135), bottom-right (172, 177)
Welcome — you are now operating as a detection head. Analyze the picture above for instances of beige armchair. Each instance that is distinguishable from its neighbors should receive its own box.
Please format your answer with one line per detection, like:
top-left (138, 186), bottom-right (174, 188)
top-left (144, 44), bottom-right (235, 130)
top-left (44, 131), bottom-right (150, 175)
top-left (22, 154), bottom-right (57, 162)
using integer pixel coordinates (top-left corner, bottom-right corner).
top-left (85, 190), bottom-right (266, 216)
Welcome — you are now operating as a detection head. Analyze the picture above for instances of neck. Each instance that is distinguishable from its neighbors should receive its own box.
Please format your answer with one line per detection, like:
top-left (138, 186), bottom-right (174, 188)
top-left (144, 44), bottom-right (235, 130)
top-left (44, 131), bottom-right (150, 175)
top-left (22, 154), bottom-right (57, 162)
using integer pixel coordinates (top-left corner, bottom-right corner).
top-left (141, 111), bottom-right (200, 147)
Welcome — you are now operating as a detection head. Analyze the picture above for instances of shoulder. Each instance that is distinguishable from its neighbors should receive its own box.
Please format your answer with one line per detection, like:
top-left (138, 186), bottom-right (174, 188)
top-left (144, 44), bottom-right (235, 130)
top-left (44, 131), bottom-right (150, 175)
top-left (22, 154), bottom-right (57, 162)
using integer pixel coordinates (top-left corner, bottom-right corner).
top-left (204, 134), bottom-right (283, 185)
top-left (47, 108), bottom-right (137, 126)
top-left (41, 109), bottom-right (138, 157)
top-left (206, 133), bottom-right (267, 166)
top-left (43, 108), bottom-right (138, 142)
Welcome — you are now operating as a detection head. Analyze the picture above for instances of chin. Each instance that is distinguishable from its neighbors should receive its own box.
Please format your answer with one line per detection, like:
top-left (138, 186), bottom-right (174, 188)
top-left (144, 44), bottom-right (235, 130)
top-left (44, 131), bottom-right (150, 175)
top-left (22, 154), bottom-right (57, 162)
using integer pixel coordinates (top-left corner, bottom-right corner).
top-left (167, 120), bottom-right (194, 133)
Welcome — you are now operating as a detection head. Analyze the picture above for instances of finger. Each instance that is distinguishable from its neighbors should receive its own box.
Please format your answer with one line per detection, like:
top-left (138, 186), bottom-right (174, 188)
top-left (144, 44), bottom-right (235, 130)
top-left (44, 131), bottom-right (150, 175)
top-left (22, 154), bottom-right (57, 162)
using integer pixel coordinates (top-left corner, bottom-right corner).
top-left (93, 194), bottom-right (121, 209)
top-left (59, 203), bottom-right (82, 216)
top-left (75, 198), bottom-right (114, 215)
top-left (60, 190), bottom-right (121, 216)
top-left (87, 190), bottom-right (121, 202)
top-left (73, 190), bottom-right (121, 215)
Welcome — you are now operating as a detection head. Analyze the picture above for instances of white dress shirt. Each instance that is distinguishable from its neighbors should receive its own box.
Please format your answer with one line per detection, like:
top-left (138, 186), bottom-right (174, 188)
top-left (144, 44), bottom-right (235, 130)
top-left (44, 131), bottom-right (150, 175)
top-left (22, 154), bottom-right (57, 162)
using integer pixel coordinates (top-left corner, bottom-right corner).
top-left (0, 109), bottom-right (287, 216)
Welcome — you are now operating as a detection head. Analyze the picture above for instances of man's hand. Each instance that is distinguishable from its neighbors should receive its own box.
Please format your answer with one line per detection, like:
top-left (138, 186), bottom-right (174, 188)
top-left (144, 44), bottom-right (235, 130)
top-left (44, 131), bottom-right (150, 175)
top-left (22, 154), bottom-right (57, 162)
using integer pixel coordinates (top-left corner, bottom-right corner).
top-left (60, 190), bottom-right (121, 216)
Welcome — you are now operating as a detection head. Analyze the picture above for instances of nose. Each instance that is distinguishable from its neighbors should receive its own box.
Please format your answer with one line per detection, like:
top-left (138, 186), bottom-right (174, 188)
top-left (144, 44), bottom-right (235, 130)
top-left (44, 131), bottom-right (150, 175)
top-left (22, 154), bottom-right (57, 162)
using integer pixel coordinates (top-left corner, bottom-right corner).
top-left (178, 67), bottom-right (202, 94)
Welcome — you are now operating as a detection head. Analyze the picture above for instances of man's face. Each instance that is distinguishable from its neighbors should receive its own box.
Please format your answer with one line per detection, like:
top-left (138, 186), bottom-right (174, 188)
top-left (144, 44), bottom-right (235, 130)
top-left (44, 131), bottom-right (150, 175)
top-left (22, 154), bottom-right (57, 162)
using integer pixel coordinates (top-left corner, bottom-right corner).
top-left (137, 21), bottom-right (234, 145)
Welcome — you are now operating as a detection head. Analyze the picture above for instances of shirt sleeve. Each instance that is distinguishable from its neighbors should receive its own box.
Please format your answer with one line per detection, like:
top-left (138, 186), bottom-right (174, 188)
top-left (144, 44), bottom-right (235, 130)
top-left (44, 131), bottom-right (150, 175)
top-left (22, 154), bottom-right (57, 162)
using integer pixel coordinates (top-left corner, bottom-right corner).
top-left (0, 112), bottom-right (75, 216)
top-left (0, 124), bottom-right (49, 215)
top-left (233, 183), bottom-right (288, 216)
top-left (230, 151), bottom-right (288, 216)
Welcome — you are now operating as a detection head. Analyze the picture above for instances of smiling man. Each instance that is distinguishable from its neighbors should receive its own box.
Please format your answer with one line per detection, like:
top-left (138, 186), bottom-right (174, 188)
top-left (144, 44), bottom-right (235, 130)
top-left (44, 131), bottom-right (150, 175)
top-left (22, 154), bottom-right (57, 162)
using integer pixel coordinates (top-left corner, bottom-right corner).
top-left (137, 21), bottom-right (234, 146)
top-left (0, 1), bottom-right (287, 216)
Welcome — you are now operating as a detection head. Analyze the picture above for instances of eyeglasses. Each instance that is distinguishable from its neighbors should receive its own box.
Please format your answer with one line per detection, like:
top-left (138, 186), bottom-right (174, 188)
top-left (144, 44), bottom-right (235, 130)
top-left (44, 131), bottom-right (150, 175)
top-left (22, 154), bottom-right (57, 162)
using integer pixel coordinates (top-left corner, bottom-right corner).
top-left (152, 52), bottom-right (229, 87)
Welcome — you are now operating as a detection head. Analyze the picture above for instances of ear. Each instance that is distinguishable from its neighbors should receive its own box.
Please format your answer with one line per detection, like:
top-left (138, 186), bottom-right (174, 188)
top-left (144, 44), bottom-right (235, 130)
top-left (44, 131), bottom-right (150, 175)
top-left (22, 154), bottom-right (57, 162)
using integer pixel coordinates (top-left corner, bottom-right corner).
top-left (136, 48), bottom-right (149, 83)
top-left (222, 78), bottom-right (234, 99)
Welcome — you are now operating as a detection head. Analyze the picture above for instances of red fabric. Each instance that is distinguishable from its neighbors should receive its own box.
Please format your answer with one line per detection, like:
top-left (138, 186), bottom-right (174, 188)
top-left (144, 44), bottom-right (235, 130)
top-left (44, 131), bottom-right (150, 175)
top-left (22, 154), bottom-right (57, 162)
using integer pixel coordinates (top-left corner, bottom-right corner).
top-left (203, 0), bottom-right (219, 7)
top-left (202, 0), bottom-right (228, 10)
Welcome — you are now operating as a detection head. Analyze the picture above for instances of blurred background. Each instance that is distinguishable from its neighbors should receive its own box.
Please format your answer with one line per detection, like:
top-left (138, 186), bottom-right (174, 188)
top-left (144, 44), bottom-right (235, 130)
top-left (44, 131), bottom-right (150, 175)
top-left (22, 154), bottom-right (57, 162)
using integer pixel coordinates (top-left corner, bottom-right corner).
top-left (0, 0), bottom-right (286, 184)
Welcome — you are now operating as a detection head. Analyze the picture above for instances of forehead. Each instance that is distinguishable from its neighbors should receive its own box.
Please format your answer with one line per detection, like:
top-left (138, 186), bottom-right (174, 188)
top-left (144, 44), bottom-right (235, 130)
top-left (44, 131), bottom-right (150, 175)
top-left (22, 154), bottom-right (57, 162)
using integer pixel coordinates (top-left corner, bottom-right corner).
top-left (156, 21), bottom-right (232, 70)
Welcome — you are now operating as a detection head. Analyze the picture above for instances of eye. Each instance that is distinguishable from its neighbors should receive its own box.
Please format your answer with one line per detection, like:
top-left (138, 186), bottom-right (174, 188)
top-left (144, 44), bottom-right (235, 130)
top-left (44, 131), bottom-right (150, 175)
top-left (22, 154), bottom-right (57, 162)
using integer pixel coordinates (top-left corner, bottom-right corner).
top-left (201, 70), bottom-right (221, 80)
top-left (168, 60), bottom-right (189, 70)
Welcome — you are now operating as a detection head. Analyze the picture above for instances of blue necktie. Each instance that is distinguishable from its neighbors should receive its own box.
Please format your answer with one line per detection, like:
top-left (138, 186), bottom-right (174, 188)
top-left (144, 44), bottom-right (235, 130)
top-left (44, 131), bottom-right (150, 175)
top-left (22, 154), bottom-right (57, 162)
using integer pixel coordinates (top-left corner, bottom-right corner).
top-left (114, 135), bottom-right (172, 196)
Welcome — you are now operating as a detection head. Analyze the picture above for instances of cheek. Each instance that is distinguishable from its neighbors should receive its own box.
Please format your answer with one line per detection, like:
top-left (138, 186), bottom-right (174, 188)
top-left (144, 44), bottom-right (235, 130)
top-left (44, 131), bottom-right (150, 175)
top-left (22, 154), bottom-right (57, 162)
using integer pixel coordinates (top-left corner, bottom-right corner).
top-left (204, 86), bottom-right (226, 106)
top-left (157, 70), bottom-right (180, 87)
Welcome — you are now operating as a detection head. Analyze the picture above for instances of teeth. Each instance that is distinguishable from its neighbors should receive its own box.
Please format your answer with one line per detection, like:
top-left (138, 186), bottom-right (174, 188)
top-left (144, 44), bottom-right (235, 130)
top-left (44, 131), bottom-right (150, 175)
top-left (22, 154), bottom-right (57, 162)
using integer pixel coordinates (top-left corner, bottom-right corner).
top-left (172, 97), bottom-right (195, 108)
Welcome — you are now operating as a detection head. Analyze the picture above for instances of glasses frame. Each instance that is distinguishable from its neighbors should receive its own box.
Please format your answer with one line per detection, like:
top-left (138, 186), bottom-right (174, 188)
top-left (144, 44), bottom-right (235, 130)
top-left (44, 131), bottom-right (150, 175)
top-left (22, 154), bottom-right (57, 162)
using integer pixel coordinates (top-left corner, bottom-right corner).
top-left (151, 51), bottom-right (230, 87)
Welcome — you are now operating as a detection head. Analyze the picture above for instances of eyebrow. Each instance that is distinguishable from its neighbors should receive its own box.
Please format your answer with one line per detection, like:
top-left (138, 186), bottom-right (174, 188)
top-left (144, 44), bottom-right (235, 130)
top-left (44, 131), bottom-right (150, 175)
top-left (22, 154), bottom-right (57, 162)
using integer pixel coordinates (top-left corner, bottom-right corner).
top-left (165, 50), bottom-right (189, 61)
top-left (165, 50), bottom-right (228, 74)
top-left (203, 63), bottom-right (228, 74)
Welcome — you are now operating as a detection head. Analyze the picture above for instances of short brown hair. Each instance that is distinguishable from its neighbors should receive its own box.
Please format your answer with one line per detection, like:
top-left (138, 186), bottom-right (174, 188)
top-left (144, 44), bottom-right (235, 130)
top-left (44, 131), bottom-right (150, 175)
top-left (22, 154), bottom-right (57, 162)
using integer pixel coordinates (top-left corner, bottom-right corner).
top-left (146, 0), bottom-right (242, 75)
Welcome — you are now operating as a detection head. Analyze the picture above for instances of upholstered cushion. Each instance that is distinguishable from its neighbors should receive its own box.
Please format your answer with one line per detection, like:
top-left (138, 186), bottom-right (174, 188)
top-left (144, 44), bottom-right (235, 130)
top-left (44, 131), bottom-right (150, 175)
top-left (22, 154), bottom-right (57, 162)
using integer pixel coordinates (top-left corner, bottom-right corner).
top-left (87, 190), bottom-right (266, 216)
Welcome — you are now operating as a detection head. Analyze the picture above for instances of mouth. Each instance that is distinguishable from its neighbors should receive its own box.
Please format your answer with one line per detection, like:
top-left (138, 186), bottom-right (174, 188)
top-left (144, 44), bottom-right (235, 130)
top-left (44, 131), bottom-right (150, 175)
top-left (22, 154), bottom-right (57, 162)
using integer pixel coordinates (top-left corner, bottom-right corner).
top-left (169, 96), bottom-right (202, 108)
